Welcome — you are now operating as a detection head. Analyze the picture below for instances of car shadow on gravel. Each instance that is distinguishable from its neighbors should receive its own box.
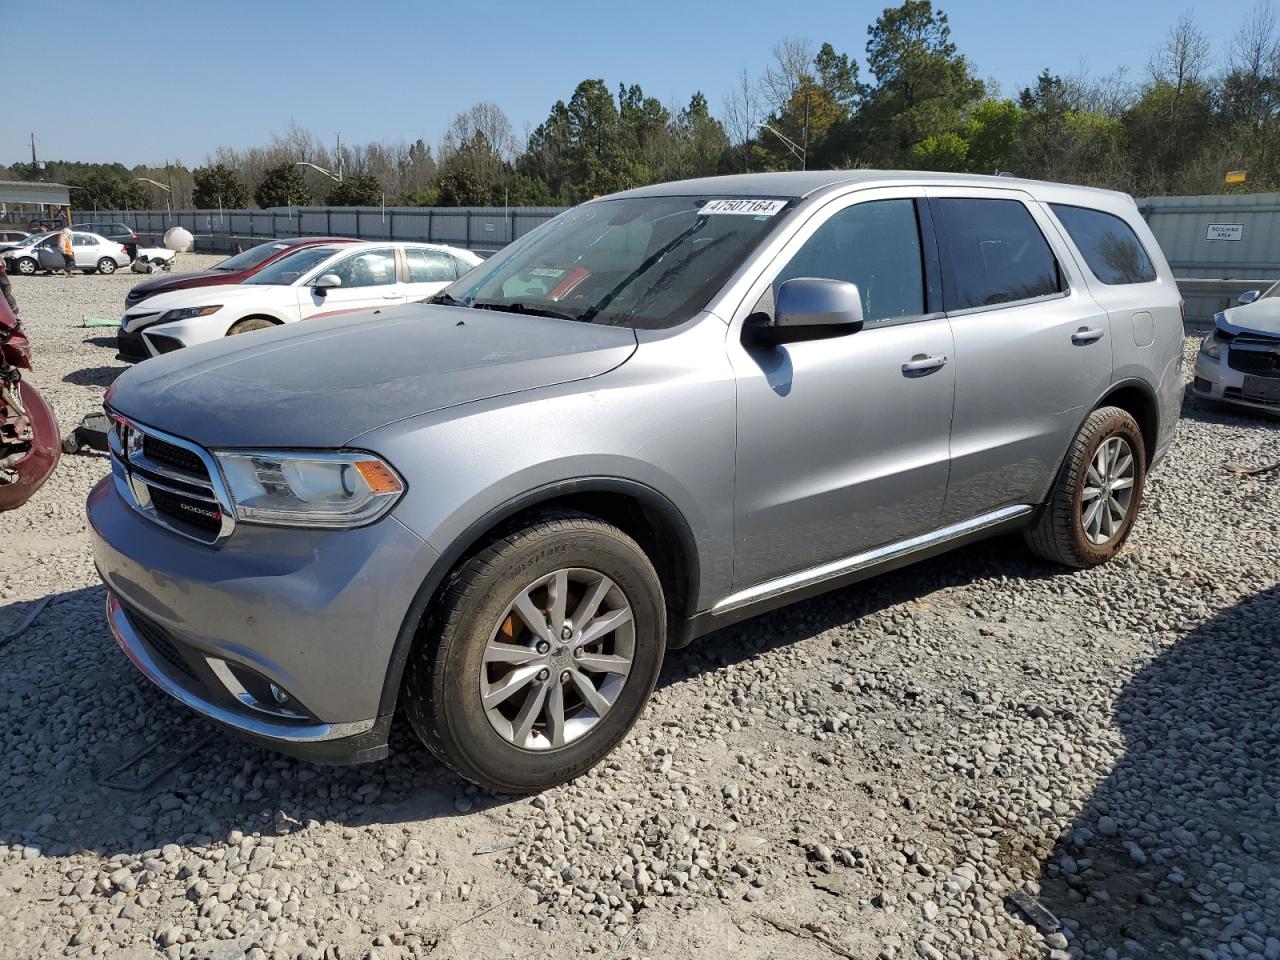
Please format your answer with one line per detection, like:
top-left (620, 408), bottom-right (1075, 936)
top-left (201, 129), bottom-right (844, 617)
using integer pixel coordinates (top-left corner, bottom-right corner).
top-left (660, 532), bottom-right (1060, 689)
top-left (1033, 585), bottom-right (1280, 959)
top-left (83, 335), bottom-right (119, 349)
top-left (62, 366), bottom-right (123, 387)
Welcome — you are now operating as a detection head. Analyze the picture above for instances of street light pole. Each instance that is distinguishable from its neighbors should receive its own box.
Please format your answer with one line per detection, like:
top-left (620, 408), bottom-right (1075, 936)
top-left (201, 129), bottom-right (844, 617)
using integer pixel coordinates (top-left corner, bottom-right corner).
top-left (136, 177), bottom-right (172, 220)
top-left (755, 123), bottom-right (806, 170)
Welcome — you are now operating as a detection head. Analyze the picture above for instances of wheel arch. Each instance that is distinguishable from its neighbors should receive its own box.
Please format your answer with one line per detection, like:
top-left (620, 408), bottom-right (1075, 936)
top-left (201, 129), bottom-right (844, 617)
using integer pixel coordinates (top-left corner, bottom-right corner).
top-left (376, 477), bottom-right (701, 717)
top-left (226, 313), bottom-right (285, 334)
top-left (1097, 378), bottom-right (1159, 465)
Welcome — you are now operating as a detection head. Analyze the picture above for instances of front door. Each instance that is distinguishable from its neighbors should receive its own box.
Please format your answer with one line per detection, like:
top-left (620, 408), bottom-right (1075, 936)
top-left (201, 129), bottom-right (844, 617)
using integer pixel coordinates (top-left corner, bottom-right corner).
top-left (299, 247), bottom-right (402, 320)
top-left (728, 191), bottom-right (956, 593)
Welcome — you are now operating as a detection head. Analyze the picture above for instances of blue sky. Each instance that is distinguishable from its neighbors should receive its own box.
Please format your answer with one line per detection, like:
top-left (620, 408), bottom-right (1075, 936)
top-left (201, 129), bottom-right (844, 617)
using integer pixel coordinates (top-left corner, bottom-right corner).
top-left (5, 0), bottom-right (1260, 166)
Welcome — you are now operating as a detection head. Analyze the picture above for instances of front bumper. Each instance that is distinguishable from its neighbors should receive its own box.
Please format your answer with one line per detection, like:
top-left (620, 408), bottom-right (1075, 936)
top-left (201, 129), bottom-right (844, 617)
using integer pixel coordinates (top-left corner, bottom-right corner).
top-left (88, 475), bottom-right (439, 763)
top-left (1193, 348), bottom-right (1280, 415)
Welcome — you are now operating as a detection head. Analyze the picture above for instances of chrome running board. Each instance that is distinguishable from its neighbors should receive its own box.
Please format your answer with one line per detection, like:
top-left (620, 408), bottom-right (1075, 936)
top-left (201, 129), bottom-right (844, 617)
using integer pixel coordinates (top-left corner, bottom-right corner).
top-left (711, 504), bottom-right (1033, 615)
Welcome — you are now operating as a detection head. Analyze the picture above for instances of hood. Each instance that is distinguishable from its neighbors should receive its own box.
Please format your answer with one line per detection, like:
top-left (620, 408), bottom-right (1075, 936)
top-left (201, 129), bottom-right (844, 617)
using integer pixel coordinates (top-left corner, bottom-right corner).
top-left (128, 268), bottom-right (238, 299)
top-left (1219, 298), bottom-right (1280, 339)
top-left (107, 303), bottom-right (638, 447)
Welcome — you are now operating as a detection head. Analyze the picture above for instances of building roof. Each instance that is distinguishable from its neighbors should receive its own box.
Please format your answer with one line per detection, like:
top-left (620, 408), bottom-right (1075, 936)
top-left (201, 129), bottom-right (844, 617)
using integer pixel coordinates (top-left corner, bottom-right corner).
top-left (0, 179), bottom-right (72, 206)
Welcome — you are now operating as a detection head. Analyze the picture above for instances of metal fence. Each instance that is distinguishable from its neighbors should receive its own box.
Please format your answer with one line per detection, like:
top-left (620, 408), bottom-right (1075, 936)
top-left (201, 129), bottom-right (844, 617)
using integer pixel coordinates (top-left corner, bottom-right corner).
top-left (1137, 192), bottom-right (1280, 328)
top-left (81, 205), bottom-right (568, 256)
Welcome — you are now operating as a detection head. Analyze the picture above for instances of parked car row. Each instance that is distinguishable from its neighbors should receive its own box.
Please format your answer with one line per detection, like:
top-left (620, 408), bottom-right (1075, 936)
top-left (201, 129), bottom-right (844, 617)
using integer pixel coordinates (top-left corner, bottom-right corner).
top-left (90, 171), bottom-right (1185, 792)
top-left (116, 240), bottom-right (481, 360)
top-left (2, 230), bottom-right (132, 275)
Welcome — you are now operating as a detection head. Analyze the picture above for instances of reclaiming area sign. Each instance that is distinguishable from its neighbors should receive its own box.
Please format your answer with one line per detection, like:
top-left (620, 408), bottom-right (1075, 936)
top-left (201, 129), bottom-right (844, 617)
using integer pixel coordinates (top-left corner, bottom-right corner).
top-left (1206, 223), bottom-right (1245, 241)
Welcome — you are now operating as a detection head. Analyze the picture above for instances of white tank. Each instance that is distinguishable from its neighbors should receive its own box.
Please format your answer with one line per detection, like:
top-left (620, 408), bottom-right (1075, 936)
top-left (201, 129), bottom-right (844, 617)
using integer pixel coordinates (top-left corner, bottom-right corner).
top-left (163, 226), bottom-right (194, 252)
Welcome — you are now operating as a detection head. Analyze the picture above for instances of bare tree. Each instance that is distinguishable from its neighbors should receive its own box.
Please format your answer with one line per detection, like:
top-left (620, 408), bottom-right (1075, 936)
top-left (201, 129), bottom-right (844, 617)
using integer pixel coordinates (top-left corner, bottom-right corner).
top-left (441, 102), bottom-right (518, 161)
top-left (722, 66), bottom-right (763, 147)
top-left (760, 37), bottom-right (815, 113)
top-left (1150, 14), bottom-right (1211, 91)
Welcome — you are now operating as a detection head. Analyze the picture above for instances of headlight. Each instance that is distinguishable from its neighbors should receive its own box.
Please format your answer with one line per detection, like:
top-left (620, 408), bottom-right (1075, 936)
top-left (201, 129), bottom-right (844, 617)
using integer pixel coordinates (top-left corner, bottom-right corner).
top-left (213, 450), bottom-right (404, 527)
top-left (1200, 331), bottom-right (1223, 360)
top-left (159, 305), bottom-right (222, 322)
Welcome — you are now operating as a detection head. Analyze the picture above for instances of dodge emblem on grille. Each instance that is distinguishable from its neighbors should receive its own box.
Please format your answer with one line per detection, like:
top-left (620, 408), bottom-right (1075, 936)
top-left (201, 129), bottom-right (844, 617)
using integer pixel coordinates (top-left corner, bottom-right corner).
top-left (178, 502), bottom-right (221, 521)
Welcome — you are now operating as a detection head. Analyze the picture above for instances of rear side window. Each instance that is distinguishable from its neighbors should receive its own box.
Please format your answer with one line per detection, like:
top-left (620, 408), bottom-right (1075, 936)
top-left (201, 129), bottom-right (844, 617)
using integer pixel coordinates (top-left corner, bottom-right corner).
top-left (405, 248), bottom-right (457, 282)
top-left (1050, 204), bottom-right (1156, 285)
top-left (933, 198), bottom-right (1062, 310)
top-left (773, 198), bottom-right (926, 324)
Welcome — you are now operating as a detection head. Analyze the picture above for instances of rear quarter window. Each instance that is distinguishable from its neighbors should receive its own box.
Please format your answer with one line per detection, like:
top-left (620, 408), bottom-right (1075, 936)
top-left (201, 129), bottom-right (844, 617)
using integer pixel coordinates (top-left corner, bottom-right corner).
top-left (1049, 204), bottom-right (1157, 285)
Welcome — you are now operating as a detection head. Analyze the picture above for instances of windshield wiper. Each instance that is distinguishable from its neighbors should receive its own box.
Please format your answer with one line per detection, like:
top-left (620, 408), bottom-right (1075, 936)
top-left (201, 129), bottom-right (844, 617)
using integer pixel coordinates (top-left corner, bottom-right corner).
top-left (426, 291), bottom-right (472, 307)
top-left (470, 300), bottom-right (582, 322)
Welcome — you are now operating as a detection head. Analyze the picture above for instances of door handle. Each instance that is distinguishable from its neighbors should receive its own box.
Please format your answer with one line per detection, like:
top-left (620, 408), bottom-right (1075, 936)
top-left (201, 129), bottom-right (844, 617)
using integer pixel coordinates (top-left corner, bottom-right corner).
top-left (380, 294), bottom-right (402, 300)
top-left (901, 354), bottom-right (948, 374)
top-left (1072, 326), bottom-right (1105, 344)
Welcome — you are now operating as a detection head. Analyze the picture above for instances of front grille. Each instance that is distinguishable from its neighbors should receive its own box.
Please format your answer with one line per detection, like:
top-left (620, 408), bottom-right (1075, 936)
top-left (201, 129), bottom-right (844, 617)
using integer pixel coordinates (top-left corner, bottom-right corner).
top-left (125, 608), bottom-right (198, 681)
top-left (143, 435), bottom-right (207, 477)
top-left (149, 486), bottom-right (224, 534)
top-left (108, 413), bottom-right (234, 545)
top-left (1227, 347), bottom-right (1280, 378)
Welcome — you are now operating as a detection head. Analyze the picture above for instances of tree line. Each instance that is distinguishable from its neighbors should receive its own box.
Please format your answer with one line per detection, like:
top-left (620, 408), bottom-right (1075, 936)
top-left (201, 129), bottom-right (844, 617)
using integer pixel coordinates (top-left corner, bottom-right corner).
top-left (6, 2), bottom-right (1280, 211)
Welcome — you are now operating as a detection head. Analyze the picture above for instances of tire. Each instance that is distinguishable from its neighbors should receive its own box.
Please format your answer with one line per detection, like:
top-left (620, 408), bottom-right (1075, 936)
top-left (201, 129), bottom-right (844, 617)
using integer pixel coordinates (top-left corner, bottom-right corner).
top-left (405, 511), bottom-right (666, 793)
top-left (96, 258), bottom-right (116, 275)
top-left (15, 258), bottom-right (36, 276)
top-left (227, 317), bottom-right (276, 335)
top-left (1025, 405), bottom-right (1146, 568)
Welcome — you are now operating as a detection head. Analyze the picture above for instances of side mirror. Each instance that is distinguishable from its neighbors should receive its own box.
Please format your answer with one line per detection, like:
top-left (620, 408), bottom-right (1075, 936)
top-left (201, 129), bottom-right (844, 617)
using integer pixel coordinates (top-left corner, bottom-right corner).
top-left (1238, 289), bottom-right (1261, 305)
top-left (748, 277), bottom-right (864, 345)
top-left (314, 273), bottom-right (342, 292)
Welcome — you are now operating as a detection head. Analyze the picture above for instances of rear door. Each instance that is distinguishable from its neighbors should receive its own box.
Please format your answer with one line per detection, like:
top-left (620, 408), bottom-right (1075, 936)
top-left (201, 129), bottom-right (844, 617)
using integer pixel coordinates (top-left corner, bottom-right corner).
top-left (297, 247), bottom-right (401, 321)
top-left (928, 188), bottom-right (1113, 522)
top-left (72, 233), bottom-right (98, 268)
top-left (402, 247), bottom-right (459, 300)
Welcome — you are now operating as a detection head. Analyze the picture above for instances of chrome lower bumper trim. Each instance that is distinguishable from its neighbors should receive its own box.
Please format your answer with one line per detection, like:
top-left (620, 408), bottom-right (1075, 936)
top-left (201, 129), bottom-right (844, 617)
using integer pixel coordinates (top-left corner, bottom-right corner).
top-left (712, 503), bottom-right (1034, 615)
top-left (105, 593), bottom-right (375, 743)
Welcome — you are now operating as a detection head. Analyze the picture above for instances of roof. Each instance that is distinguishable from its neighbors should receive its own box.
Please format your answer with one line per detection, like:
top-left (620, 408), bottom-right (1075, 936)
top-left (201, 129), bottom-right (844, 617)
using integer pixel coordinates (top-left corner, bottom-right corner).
top-left (611, 169), bottom-right (1130, 202)
top-left (0, 179), bottom-right (72, 206)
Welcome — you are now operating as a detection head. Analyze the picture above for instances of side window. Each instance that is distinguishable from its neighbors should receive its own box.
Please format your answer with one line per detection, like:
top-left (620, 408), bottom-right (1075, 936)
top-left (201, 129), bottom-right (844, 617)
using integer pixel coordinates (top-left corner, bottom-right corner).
top-left (405, 248), bottom-right (457, 283)
top-left (325, 248), bottom-right (397, 287)
top-left (452, 255), bottom-right (476, 277)
top-left (772, 198), bottom-right (926, 324)
top-left (73, 234), bottom-right (94, 247)
top-left (1049, 204), bottom-right (1156, 285)
top-left (933, 198), bottom-right (1062, 310)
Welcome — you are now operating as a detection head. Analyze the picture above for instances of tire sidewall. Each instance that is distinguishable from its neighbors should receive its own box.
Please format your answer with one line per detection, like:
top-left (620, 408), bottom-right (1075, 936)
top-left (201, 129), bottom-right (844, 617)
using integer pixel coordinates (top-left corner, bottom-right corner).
top-left (16, 258), bottom-right (35, 275)
top-left (1069, 410), bottom-right (1146, 564)
top-left (97, 258), bottom-right (116, 274)
top-left (430, 526), bottom-right (665, 792)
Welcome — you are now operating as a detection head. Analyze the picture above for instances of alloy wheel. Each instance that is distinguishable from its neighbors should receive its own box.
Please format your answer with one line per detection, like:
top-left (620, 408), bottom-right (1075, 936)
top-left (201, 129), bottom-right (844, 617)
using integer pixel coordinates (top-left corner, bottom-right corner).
top-left (480, 568), bottom-right (634, 751)
top-left (1081, 435), bottom-right (1136, 545)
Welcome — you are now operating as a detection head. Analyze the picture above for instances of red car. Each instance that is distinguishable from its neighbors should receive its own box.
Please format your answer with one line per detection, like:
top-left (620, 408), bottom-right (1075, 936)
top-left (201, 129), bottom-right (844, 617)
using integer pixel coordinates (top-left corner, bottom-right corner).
top-left (123, 236), bottom-right (355, 309)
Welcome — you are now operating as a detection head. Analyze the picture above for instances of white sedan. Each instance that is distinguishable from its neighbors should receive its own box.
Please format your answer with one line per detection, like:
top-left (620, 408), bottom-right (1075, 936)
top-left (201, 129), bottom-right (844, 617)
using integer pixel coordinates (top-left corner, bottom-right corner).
top-left (3, 231), bottom-right (132, 275)
top-left (117, 241), bottom-right (482, 360)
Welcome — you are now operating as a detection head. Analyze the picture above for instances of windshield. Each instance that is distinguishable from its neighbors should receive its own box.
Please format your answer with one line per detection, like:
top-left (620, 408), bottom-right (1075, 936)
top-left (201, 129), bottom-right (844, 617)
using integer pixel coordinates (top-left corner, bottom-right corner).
top-left (214, 241), bottom-right (293, 272)
top-left (439, 196), bottom-right (795, 329)
top-left (243, 246), bottom-right (340, 285)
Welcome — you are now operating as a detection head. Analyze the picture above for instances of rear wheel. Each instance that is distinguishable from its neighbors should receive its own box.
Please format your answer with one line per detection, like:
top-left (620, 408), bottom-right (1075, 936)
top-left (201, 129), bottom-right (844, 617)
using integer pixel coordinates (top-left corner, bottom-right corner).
top-left (96, 258), bottom-right (116, 275)
top-left (1025, 406), bottom-right (1146, 568)
top-left (14, 257), bottom-right (36, 276)
top-left (404, 512), bottom-right (666, 792)
top-left (227, 317), bottom-right (276, 335)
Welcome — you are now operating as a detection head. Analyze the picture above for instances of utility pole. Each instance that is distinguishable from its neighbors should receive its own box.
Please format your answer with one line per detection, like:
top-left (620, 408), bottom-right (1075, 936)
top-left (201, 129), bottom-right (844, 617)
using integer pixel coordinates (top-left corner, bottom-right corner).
top-left (801, 93), bottom-right (810, 172)
top-left (335, 132), bottom-right (344, 182)
top-left (30, 133), bottom-right (37, 167)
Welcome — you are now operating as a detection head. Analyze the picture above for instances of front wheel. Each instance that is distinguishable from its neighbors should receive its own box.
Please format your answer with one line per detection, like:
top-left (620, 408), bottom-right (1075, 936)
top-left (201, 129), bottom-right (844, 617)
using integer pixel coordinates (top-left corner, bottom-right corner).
top-left (1025, 405), bottom-right (1146, 568)
top-left (96, 258), bottom-right (117, 275)
top-left (227, 317), bottom-right (276, 335)
top-left (14, 258), bottom-right (36, 276)
top-left (404, 512), bottom-right (666, 792)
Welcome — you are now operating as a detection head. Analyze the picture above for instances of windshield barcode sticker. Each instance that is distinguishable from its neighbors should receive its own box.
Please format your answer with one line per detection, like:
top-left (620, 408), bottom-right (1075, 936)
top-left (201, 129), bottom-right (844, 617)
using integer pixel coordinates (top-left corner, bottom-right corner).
top-left (698, 199), bottom-right (787, 216)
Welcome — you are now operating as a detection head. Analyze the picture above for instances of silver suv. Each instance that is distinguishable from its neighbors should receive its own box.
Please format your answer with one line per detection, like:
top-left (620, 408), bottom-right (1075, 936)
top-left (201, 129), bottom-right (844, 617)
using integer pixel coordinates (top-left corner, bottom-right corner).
top-left (89, 172), bottom-right (1183, 791)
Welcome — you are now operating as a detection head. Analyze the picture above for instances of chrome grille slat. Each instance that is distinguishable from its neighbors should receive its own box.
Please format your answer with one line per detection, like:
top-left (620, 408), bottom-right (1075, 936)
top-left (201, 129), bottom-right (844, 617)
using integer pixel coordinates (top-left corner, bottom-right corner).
top-left (106, 409), bottom-right (236, 545)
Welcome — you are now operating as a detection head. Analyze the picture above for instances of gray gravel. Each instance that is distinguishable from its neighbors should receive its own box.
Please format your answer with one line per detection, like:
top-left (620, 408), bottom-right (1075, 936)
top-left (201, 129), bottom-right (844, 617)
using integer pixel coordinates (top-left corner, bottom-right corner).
top-left (0, 264), bottom-right (1277, 960)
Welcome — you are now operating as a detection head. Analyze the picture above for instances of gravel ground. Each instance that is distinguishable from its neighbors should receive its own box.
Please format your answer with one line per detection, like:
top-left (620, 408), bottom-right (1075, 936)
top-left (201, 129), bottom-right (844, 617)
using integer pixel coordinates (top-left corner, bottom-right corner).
top-left (0, 262), bottom-right (1277, 960)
